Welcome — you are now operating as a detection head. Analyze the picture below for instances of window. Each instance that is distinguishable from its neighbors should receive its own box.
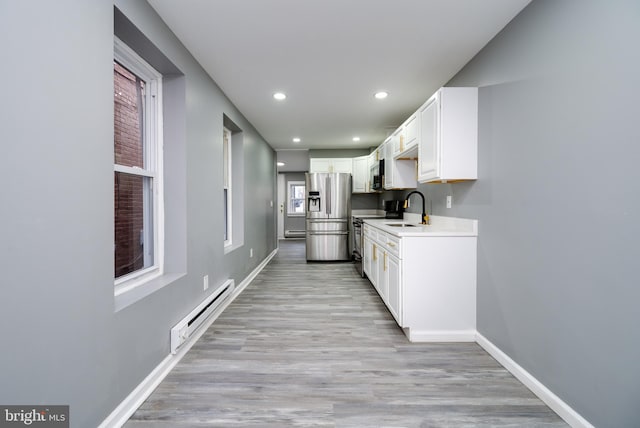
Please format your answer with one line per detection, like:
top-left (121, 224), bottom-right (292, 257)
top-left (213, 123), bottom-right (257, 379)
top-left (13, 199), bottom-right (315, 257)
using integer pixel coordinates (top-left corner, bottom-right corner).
top-left (288, 181), bottom-right (306, 216)
top-left (223, 126), bottom-right (232, 246)
top-left (114, 37), bottom-right (163, 289)
top-left (222, 116), bottom-right (244, 253)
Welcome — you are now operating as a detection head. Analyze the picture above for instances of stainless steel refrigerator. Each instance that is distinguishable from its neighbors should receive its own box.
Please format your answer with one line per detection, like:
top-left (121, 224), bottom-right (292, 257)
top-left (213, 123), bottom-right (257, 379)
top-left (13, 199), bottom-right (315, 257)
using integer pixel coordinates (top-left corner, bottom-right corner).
top-left (305, 172), bottom-right (351, 261)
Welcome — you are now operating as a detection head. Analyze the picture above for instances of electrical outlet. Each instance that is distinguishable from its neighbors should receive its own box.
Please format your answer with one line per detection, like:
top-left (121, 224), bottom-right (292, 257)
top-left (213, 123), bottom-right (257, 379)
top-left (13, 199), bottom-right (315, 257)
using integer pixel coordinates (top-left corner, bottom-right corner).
top-left (250, 248), bottom-right (254, 258)
top-left (446, 195), bottom-right (452, 209)
top-left (203, 275), bottom-right (209, 291)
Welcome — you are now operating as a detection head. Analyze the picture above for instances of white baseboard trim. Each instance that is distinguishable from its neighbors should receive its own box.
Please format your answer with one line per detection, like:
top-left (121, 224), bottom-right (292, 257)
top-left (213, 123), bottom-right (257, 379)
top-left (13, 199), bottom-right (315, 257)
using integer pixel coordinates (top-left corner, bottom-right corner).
top-left (475, 333), bottom-right (594, 428)
top-left (99, 248), bottom-right (278, 428)
top-left (405, 329), bottom-right (477, 342)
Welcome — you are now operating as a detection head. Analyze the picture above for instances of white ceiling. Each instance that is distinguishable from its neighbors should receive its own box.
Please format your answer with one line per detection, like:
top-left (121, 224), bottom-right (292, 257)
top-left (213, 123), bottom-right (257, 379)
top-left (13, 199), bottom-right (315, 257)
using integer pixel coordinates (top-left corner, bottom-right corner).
top-left (148, 0), bottom-right (531, 151)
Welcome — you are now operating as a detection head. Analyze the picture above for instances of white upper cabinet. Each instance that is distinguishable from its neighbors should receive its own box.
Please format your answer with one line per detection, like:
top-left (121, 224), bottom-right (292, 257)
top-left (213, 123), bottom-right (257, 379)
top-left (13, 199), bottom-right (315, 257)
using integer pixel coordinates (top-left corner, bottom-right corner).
top-left (352, 155), bottom-right (369, 193)
top-left (385, 130), bottom-right (417, 190)
top-left (398, 113), bottom-right (418, 154)
top-left (309, 158), bottom-right (331, 173)
top-left (309, 158), bottom-right (353, 174)
top-left (383, 138), bottom-right (394, 189)
top-left (417, 87), bottom-right (478, 183)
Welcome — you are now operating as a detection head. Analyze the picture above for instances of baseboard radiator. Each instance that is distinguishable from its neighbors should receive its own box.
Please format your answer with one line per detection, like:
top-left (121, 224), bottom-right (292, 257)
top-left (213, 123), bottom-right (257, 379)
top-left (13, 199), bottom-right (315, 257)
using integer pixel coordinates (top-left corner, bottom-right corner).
top-left (285, 229), bottom-right (305, 238)
top-left (170, 279), bottom-right (234, 354)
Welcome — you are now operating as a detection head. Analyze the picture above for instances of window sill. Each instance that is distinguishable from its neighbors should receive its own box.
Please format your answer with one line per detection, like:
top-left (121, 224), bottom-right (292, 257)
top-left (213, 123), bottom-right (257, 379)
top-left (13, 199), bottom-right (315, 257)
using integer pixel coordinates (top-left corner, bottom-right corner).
top-left (224, 241), bottom-right (243, 255)
top-left (114, 272), bottom-right (185, 312)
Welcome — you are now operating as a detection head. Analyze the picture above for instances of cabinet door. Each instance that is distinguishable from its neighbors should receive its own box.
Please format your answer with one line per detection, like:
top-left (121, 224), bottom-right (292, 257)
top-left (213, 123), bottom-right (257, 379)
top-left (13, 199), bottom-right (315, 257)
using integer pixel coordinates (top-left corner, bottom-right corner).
top-left (403, 114), bottom-right (418, 151)
top-left (352, 156), bottom-right (368, 193)
top-left (392, 129), bottom-right (402, 157)
top-left (364, 238), bottom-right (378, 287)
top-left (383, 141), bottom-right (394, 190)
top-left (386, 253), bottom-right (402, 325)
top-left (309, 158), bottom-right (331, 173)
top-left (377, 249), bottom-right (389, 303)
top-left (418, 95), bottom-right (439, 181)
top-left (332, 158), bottom-right (353, 174)
top-left (363, 237), bottom-right (370, 276)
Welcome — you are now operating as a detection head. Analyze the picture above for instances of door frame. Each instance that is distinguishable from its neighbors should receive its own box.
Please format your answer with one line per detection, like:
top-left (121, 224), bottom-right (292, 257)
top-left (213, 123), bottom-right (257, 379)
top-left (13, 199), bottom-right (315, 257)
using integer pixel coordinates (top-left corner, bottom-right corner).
top-left (277, 173), bottom-right (285, 239)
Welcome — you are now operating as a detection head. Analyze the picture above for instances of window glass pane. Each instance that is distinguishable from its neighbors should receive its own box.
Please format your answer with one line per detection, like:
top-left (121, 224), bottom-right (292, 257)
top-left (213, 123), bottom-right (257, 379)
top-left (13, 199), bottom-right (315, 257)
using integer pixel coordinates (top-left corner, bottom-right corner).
top-left (288, 182), bottom-right (306, 215)
top-left (292, 199), bottom-right (305, 213)
top-left (223, 128), bottom-right (230, 188)
top-left (224, 188), bottom-right (228, 241)
top-left (114, 172), bottom-right (153, 278)
top-left (223, 127), bottom-right (232, 244)
top-left (114, 61), bottom-right (145, 168)
top-left (293, 185), bottom-right (305, 199)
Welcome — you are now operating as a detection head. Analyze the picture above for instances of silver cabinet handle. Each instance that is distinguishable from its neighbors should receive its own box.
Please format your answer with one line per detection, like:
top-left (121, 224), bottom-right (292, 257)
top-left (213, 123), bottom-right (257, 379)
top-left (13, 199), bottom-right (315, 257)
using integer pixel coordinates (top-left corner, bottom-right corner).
top-left (326, 176), bottom-right (331, 215)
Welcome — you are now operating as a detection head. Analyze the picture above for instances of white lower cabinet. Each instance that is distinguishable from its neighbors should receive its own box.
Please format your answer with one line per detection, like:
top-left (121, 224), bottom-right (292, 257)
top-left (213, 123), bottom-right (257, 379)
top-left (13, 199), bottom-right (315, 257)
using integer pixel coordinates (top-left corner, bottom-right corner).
top-left (362, 225), bottom-right (376, 286)
top-left (375, 245), bottom-right (388, 303)
top-left (363, 222), bottom-right (477, 342)
top-left (385, 252), bottom-right (401, 324)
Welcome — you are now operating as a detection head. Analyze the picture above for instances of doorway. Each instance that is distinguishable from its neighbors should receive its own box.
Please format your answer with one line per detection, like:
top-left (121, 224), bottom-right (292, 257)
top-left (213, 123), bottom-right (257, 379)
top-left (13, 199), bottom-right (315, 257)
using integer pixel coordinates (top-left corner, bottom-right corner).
top-left (277, 172), bottom-right (307, 239)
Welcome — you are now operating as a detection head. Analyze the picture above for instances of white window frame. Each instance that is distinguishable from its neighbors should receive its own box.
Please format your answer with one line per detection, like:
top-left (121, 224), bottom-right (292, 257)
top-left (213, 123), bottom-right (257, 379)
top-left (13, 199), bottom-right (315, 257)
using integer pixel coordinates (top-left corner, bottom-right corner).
top-left (114, 37), bottom-right (164, 295)
top-left (223, 126), bottom-right (232, 247)
top-left (287, 181), bottom-right (306, 217)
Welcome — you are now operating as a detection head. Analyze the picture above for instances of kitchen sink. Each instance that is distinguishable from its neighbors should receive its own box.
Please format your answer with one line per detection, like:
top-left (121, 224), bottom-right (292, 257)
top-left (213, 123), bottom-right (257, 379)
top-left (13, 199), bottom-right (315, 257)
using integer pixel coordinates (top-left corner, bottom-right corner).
top-left (386, 223), bottom-right (417, 227)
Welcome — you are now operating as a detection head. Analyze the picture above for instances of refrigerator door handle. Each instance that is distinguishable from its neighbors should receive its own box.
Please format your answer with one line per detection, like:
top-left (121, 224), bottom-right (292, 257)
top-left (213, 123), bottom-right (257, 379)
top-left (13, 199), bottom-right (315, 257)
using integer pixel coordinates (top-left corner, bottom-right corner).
top-left (326, 176), bottom-right (331, 215)
top-left (308, 231), bottom-right (349, 235)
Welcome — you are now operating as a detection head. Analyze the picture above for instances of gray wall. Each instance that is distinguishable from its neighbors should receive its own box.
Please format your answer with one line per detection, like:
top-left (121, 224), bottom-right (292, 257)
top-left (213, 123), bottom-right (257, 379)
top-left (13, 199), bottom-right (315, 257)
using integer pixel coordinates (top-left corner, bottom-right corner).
top-left (0, 1), bottom-right (276, 427)
top-left (352, 193), bottom-right (379, 210)
top-left (276, 150), bottom-right (309, 172)
top-left (402, 1), bottom-right (640, 426)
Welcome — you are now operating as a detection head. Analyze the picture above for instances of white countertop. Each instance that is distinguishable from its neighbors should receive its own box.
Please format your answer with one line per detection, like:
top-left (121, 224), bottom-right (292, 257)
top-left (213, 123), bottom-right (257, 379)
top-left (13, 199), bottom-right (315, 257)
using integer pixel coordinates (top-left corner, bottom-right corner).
top-left (363, 214), bottom-right (478, 237)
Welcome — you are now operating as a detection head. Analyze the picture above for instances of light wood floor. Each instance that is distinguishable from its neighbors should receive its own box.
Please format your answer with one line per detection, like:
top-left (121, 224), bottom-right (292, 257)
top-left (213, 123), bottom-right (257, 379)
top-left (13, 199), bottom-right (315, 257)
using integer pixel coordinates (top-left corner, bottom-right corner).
top-left (125, 239), bottom-right (566, 427)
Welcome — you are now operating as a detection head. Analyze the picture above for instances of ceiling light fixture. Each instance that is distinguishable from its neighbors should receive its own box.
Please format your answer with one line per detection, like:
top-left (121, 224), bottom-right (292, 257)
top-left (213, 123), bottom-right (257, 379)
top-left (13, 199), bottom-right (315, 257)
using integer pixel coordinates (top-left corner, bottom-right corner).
top-left (352, 137), bottom-right (361, 142)
top-left (277, 162), bottom-right (285, 166)
top-left (273, 92), bottom-right (286, 100)
top-left (374, 91), bottom-right (388, 99)
top-left (292, 137), bottom-right (301, 143)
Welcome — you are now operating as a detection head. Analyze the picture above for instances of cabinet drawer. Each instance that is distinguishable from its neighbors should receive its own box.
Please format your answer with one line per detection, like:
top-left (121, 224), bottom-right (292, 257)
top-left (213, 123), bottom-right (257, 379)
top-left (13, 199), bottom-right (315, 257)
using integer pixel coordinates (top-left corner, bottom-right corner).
top-left (373, 229), bottom-right (401, 259)
top-left (363, 224), bottom-right (378, 241)
top-left (383, 234), bottom-right (401, 258)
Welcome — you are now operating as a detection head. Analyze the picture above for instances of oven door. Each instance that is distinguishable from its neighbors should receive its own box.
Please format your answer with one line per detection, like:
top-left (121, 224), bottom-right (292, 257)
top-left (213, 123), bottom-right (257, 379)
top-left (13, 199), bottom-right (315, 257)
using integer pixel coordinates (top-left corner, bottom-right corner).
top-left (352, 219), bottom-right (365, 277)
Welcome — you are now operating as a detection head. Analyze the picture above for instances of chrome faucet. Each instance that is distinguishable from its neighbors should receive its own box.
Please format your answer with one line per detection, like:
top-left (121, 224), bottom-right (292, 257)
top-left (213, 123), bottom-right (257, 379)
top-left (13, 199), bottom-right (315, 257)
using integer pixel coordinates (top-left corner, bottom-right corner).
top-left (404, 191), bottom-right (430, 225)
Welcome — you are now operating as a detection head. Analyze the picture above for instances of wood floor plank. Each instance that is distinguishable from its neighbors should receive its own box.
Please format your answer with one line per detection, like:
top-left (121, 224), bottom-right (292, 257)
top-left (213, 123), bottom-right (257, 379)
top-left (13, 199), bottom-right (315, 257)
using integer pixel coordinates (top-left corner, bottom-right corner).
top-left (125, 240), bottom-right (567, 427)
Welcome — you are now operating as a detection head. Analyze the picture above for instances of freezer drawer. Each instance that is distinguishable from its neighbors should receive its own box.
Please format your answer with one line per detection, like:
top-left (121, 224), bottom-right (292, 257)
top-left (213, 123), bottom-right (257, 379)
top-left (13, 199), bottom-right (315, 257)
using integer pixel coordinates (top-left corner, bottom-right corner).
top-left (306, 219), bottom-right (348, 232)
top-left (306, 232), bottom-right (350, 261)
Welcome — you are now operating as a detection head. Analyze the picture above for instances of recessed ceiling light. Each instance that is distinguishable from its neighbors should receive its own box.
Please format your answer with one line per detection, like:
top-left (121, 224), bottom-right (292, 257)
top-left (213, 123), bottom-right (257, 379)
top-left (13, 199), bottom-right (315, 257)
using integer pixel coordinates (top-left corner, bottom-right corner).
top-left (273, 92), bottom-right (286, 100)
top-left (277, 162), bottom-right (285, 167)
top-left (374, 91), bottom-right (388, 99)
top-left (292, 137), bottom-right (301, 143)
top-left (352, 137), bottom-right (361, 142)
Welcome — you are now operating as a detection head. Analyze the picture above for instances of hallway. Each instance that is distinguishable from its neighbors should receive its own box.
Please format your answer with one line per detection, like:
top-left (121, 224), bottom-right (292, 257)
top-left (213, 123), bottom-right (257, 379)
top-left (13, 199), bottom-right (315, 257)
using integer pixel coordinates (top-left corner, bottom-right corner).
top-left (125, 240), bottom-right (566, 427)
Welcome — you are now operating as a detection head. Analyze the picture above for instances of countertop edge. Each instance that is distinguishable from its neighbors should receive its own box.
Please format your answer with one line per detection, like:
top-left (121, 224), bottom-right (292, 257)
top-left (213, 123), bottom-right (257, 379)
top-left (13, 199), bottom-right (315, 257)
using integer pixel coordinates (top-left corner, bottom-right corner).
top-left (363, 216), bottom-right (478, 237)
